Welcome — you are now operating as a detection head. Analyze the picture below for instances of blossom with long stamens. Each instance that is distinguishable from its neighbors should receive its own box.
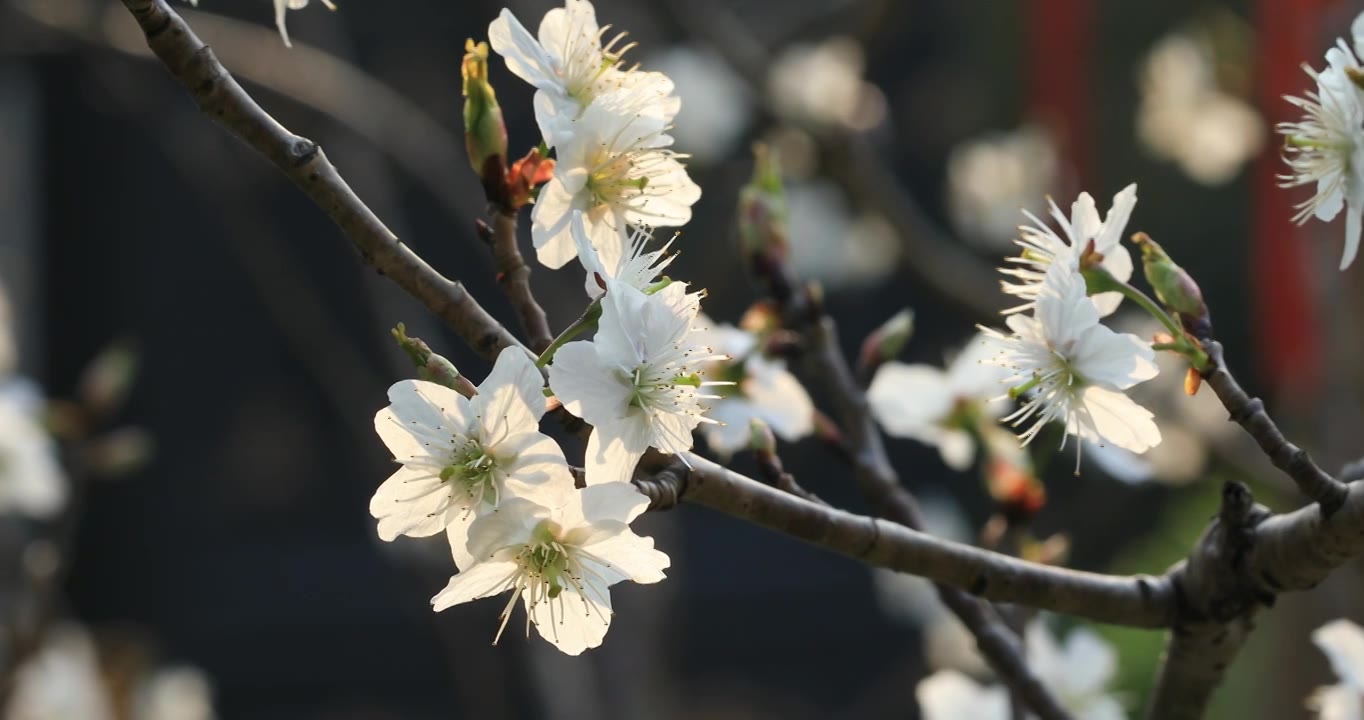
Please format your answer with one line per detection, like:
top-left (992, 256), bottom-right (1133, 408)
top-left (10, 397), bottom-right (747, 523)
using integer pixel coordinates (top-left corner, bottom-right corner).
top-left (1000, 185), bottom-right (1137, 316)
top-left (488, 0), bottom-right (679, 144)
top-left (984, 264), bottom-right (1161, 468)
top-left (532, 91), bottom-right (700, 269)
top-left (430, 483), bottom-right (670, 656)
top-left (570, 209), bottom-right (675, 297)
top-left (1278, 27), bottom-right (1364, 270)
top-left (547, 279), bottom-right (725, 484)
top-left (370, 346), bottom-right (574, 566)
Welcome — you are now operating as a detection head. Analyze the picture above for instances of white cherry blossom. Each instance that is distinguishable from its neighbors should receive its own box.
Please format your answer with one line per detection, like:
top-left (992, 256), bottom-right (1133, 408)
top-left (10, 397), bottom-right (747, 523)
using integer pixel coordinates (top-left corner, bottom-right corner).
top-left (273, 0), bottom-right (335, 48)
top-left (430, 483), bottom-right (670, 656)
top-left (532, 91), bottom-right (700, 269)
top-left (1309, 619), bottom-right (1364, 719)
top-left (692, 318), bottom-right (813, 457)
top-left (488, 0), bottom-right (678, 144)
top-left (867, 331), bottom-right (1011, 471)
top-left (1001, 184), bottom-right (1137, 316)
top-left (1278, 31), bottom-right (1364, 270)
top-left (371, 346), bottom-right (574, 566)
top-left (985, 264), bottom-right (1160, 466)
top-left (917, 671), bottom-right (1011, 720)
top-left (547, 280), bottom-right (722, 485)
top-left (570, 209), bottom-right (674, 298)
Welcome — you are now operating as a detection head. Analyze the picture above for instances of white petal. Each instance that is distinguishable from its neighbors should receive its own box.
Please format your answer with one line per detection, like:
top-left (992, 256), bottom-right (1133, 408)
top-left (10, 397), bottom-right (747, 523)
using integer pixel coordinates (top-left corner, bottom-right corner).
top-left (1071, 386), bottom-right (1161, 453)
top-left (1315, 620), bottom-right (1364, 690)
top-left (1060, 627), bottom-right (1118, 695)
top-left (1343, 206), bottom-right (1362, 270)
top-left (916, 671), bottom-right (1011, 720)
top-left (867, 363), bottom-right (955, 440)
top-left (526, 581), bottom-right (612, 656)
top-left (487, 9), bottom-right (560, 93)
top-left (376, 380), bottom-right (471, 458)
top-left (937, 429), bottom-right (976, 472)
top-left (471, 346), bottom-right (546, 442)
top-left (742, 357), bottom-right (815, 440)
top-left (1313, 684), bottom-right (1364, 720)
top-left (495, 431), bottom-right (576, 508)
top-left (1071, 192), bottom-right (1102, 240)
top-left (369, 465), bottom-right (451, 541)
top-left (1094, 183), bottom-right (1138, 252)
top-left (466, 497), bottom-right (549, 561)
top-left (571, 481), bottom-right (652, 524)
top-left (431, 560), bottom-right (520, 611)
top-left (446, 513), bottom-right (478, 570)
top-left (700, 398), bottom-right (757, 458)
top-left (582, 531), bottom-right (671, 585)
top-left (546, 342), bottom-right (632, 424)
top-left (1070, 325), bottom-right (1158, 390)
top-left (537, 1), bottom-right (600, 66)
top-left (530, 178), bottom-right (583, 269)
top-left (583, 418), bottom-right (651, 485)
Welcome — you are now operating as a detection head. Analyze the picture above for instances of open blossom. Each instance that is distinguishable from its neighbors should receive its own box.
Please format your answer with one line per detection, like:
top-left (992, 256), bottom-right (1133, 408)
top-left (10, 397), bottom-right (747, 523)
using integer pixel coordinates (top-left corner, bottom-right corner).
top-left (692, 318), bottom-right (813, 457)
top-left (1309, 619), bottom-right (1364, 719)
top-left (5, 624), bottom-right (115, 720)
top-left (570, 210), bottom-right (674, 298)
top-left (371, 346), bottom-right (574, 566)
top-left (1001, 185), bottom-right (1137, 316)
top-left (431, 483), bottom-right (669, 656)
top-left (532, 91), bottom-right (701, 269)
top-left (488, 0), bottom-right (679, 144)
top-left (918, 622), bottom-right (1125, 720)
top-left (985, 264), bottom-right (1160, 465)
top-left (867, 331), bottom-right (1012, 471)
top-left (548, 280), bottom-right (722, 485)
top-left (1278, 20), bottom-right (1364, 270)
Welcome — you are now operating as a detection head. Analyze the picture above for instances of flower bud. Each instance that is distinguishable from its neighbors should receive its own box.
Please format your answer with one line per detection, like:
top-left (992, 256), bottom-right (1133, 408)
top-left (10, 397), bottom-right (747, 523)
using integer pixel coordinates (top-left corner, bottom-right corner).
top-left (738, 145), bottom-right (794, 299)
top-left (462, 39), bottom-right (508, 200)
top-left (506, 147), bottom-right (555, 211)
top-left (986, 458), bottom-right (1046, 522)
top-left (858, 309), bottom-right (914, 377)
top-left (79, 339), bottom-right (139, 420)
top-left (1133, 232), bottom-right (1211, 338)
top-left (749, 418), bottom-right (777, 457)
top-left (392, 323), bottom-right (476, 397)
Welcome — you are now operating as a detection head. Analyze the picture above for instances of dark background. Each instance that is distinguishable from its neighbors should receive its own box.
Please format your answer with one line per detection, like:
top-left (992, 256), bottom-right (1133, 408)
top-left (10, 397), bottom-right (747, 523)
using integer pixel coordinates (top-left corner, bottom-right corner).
top-left (2, 0), bottom-right (1363, 717)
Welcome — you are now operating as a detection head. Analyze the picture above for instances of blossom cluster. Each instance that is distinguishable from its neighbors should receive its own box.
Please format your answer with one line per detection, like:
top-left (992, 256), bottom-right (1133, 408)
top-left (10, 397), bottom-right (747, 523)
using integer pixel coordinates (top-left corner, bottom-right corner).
top-left (0, 280), bottom-right (67, 520)
top-left (1278, 11), bottom-right (1364, 270)
top-left (370, 0), bottom-right (815, 656)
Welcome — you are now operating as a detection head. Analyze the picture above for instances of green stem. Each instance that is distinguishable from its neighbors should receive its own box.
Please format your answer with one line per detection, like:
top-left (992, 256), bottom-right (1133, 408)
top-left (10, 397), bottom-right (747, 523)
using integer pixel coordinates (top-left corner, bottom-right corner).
top-left (1084, 267), bottom-right (1210, 371)
top-left (536, 298), bottom-right (602, 368)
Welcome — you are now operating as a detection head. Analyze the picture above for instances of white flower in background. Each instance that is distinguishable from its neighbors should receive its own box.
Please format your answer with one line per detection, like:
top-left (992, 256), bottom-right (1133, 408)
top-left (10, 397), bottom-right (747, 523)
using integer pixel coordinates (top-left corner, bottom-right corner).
top-left (1309, 618), bottom-right (1364, 719)
top-left (5, 624), bottom-right (115, 720)
top-left (867, 332), bottom-right (1012, 471)
top-left (0, 383), bottom-right (67, 519)
top-left (488, 0), bottom-right (678, 144)
top-left (646, 46), bottom-right (753, 164)
top-left (985, 265), bottom-right (1161, 465)
top-left (134, 667), bottom-right (217, 720)
top-left (1278, 28), bottom-right (1364, 270)
top-left (273, 0), bottom-right (335, 48)
top-left (570, 210), bottom-right (675, 298)
top-left (1137, 32), bottom-right (1264, 186)
top-left (371, 347), bottom-right (574, 566)
top-left (785, 180), bottom-right (900, 289)
top-left (691, 318), bottom-right (813, 457)
top-left (431, 483), bottom-right (670, 656)
top-left (947, 124), bottom-right (1063, 250)
top-left (916, 621), bottom-right (1126, 720)
top-left (1001, 185), bottom-right (1138, 317)
top-left (548, 280), bottom-right (723, 485)
top-left (917, 671), bottom-right (1011, 720)
top-left (532, 91), bottom-right (700, 269)
top-left (767, 37), bottom-right (886, 132)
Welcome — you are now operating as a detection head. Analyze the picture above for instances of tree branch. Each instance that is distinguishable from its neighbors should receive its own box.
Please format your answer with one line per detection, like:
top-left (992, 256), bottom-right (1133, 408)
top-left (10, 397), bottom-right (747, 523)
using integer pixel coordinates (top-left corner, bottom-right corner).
top-left (117, 0), bottom-right (522, 365)
top-left (1201, 341), bottom-right (1347, 513)
top-left (483, 213), bottom-right (553, 352)
top-left (1145, 482), bottom-right (1272, 719)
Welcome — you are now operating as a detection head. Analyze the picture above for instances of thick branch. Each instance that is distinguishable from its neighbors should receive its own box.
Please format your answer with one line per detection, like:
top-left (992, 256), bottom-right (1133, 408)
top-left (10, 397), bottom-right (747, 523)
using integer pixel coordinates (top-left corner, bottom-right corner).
top-left (1202, 341), bottom-right (1347, 513)
top-left (638, 456), bottom-right (1176, 628)
top-left (485, 213), bottom-right (553, 352)
top-left (1146, 483), bottom-right (1271, 720)
top-left (117, 0), bottom-right (521, 364)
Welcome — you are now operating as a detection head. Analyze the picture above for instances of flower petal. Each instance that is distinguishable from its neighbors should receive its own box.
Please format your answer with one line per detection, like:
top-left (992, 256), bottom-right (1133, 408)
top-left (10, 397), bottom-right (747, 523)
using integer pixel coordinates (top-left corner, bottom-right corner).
top-left (1315, 619), bottom-right (1364, 690)
top-left (582, 531), bottom-right (670, 585)
top-left (1072, 386), bottom-right (1161, 453)
top-left (546, 342), bottom-right (632, 425)
top-left (369, 465), bottom-right (451, 541)
top-left (431, 560), bottom-right (520, 611)
top-left (583, 418), bottom-right (651, 485)
top-left (472, 346), bottom-right (546, 442)
top-left (526, 580), bottom-right (612, 656)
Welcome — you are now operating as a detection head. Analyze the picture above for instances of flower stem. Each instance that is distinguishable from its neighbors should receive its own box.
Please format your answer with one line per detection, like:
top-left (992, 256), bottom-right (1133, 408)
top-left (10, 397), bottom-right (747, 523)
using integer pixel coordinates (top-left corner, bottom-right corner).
top-left (536, 298), bottom-right (602, 368)
top-left (1083, 267), bottom-right (1210, 371)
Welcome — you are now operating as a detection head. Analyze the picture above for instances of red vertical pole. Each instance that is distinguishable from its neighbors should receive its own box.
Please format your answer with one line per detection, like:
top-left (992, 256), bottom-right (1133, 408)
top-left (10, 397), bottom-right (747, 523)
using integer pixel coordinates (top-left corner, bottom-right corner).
top-left (1252, 0), bottom-right (1328, 399)
top-left (1027, 0), bottom-right (1094, 188)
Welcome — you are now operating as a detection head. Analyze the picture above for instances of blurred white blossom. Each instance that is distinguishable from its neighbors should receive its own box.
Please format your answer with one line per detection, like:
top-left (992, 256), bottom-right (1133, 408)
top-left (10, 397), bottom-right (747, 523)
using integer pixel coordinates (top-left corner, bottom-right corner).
top-left (5, 625), bottom-right (114, 720)
top-left (135, 666), bottom-right (217, 720)
top-left (1309, 618), bottom-right (1364, 719)
top-left (947, 125), bottom-right (1063, 250)
top-left (692, 318), bottom-right (813, 457)
top-left (1138, 32), bottom-right (1264, 186)
top-left (647, 46), bottom-right (752, 164)
top-left (0, 382), bottom-right (67, 519)
top-left (786, 180), bottom-right (900, 288)
top-left (768, 37), bottom-right (886, 131)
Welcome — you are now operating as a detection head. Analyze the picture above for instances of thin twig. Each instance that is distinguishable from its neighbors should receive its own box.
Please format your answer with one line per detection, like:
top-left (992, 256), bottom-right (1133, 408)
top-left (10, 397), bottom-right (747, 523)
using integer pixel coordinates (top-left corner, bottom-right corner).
top-left (484, 213), bottom-right (553, 352)
top-left (117, 0), bottom-right (523, 366)
top-left (1201, 341), bottom-right (1348, 514)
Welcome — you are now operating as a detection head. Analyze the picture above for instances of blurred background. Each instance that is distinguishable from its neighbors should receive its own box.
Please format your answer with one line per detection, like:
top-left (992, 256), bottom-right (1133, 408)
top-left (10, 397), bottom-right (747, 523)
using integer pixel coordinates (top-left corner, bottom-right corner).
top-left (0, 0), bottom-right (1362, 717)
